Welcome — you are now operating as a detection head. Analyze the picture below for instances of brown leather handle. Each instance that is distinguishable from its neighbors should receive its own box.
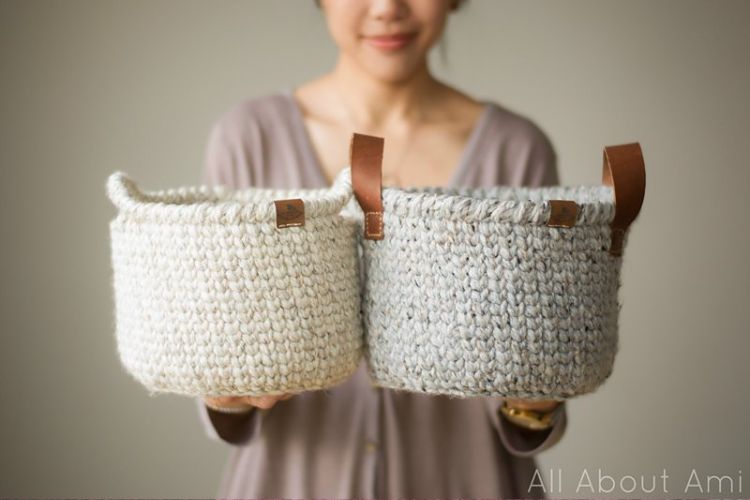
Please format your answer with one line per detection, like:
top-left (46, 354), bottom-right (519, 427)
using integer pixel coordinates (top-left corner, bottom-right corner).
top-left (602, 142), bottom-right (646, 256)
top-left (350, 132), bottom-right (385, 240)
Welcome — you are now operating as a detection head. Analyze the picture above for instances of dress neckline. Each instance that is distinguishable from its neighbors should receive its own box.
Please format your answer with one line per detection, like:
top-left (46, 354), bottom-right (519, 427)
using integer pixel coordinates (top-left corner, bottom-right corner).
top-left (281, 86), bottom-right (491, 188)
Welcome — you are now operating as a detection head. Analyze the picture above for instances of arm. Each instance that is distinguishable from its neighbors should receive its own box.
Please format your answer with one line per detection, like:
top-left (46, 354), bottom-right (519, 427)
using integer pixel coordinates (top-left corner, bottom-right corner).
top-left (523, 120), bottom-right (559, 187)
top-left (485, 398), bottom-right (568, 457)
top-left (201, 119), bottom-right (247, 186)
top-left (195, 397), bottom-right (263, 445)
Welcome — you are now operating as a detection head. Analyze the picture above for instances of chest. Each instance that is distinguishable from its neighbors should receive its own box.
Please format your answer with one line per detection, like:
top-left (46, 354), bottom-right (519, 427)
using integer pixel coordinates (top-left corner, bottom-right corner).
top-left (304, 120), bottom-right (476, 189)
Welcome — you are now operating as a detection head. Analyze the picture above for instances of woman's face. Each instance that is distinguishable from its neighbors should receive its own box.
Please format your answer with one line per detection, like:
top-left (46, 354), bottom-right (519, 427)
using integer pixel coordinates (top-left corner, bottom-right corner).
top-left (320, 0), bottom-right (457, 82)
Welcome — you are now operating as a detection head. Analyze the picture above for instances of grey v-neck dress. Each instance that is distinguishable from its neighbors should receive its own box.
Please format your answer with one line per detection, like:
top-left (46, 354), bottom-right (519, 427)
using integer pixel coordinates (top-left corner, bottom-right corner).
top-left (195, 87), bottom-right (568, 500)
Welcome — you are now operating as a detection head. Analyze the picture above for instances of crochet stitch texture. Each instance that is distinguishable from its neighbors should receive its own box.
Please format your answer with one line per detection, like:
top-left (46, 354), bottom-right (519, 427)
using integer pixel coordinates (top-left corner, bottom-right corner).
top-left (106, 168), bottom-right (363, 396)
top-left (347, 183), bottom-right (625, 400)
top-left (106, 137), bottom-right (643, 400)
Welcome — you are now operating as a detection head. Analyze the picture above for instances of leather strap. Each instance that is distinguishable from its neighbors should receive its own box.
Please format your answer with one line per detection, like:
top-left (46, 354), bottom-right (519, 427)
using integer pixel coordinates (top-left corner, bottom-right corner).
top-left (602, 142), bottom-right (646, 256)
top-left (350, 132), bottom-right (385, 240)
top-left (348, 133), bottom-right (647, 254)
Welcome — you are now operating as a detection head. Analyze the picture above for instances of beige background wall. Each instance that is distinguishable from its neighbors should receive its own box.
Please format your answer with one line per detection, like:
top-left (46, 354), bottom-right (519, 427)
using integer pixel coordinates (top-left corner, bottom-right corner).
top-left (1, 0), bottom-right (748, 498)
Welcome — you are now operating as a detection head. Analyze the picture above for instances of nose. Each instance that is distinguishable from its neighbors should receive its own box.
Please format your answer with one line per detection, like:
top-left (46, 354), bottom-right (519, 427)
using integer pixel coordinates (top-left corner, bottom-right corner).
top-left (368, 0), bottom-right (409, 22)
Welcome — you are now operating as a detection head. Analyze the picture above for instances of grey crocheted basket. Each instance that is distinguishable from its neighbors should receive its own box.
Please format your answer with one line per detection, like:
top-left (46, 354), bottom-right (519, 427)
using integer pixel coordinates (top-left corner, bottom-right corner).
top-left (347, 133), bottom-right (646, 400)
top-left (106, 168), bottom-right (362, 397)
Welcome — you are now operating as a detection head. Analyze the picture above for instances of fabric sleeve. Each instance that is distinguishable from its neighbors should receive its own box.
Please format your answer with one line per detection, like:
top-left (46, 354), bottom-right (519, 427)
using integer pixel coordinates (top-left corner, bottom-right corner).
top-left (523, 122), bottom-right (559, 188)
top-left (485, 398), bottom-right (568, 457)
top-left (194, 118), bottom-right (264, 446)
top-left (202, 119), bottom-right (244, 186)
top-left (195, 397), bottom-right (264, 446)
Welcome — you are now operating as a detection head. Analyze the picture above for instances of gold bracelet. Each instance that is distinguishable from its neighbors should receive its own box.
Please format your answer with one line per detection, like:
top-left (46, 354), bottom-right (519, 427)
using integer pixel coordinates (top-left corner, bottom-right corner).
top-left (499, 401), bottom-right (560, 431)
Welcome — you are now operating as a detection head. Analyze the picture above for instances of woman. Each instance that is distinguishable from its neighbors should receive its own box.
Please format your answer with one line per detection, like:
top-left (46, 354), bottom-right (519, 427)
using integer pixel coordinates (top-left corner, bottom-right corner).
top-left (197, 0), bottom-right (567, 498)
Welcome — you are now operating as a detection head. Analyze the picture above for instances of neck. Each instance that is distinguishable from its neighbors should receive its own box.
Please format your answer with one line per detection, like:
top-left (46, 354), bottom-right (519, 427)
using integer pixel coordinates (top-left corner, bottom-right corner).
top-left (326, 53), bottom-right (444, 132)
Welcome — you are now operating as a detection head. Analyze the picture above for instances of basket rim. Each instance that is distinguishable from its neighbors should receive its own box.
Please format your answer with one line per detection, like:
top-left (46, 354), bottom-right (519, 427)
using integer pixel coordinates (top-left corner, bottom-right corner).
top-left (107, 168), bottom-right (354, 224)
top-left (369, 182), bottom-right (618, 226)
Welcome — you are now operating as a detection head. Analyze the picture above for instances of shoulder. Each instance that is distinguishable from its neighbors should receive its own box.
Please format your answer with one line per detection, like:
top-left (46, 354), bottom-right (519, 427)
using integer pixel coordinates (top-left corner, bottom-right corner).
top-left (480, 100), bottom-right (558, 186)
top-left (202, 92), bottom-right (293, 187)
top-left (483, 101), bottom-right (555, 155)
top-left (209, 92), bottom-right (291, 142)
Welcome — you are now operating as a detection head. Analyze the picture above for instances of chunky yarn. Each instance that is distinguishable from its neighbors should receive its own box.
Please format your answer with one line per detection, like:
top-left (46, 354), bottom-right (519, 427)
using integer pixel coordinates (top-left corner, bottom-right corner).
top-left (106, 141), bottom-right (642, 401)
top-left (106, 168), bottom-right (363, 397)
top-left (351, 181), bottom-right (625, 400)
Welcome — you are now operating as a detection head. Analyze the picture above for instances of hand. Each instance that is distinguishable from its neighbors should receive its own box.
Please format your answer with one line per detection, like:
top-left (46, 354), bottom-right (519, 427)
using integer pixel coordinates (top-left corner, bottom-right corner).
top-left (500, 397), bottom-right (562, 432)
top-left (503, 398), bottom-right (561, 413)
top-left (204, 394), bottom-right (294, 412)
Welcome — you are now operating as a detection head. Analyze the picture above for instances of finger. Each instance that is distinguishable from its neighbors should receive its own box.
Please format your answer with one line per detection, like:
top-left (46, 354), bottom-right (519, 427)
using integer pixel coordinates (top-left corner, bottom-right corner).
top-left (249, 396), bottom-right (278, 409)
top-left (205, 396), bottom-right (242, 406)
top-left (204, 397), bottom-right (255, 413)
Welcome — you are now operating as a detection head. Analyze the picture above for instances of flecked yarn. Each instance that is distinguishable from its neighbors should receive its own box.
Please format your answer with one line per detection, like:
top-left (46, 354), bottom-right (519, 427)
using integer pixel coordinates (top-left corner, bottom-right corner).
top-left (106, 168), bottom-right (362, 397)
top-left (350, 181), bottom-right (626, 400)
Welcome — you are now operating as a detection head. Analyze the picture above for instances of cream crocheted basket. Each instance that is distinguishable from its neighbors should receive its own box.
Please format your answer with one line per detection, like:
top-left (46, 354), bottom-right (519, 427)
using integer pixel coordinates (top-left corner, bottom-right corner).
top-left (347, 133), bottom-right (646, 400)
top-left (106, 168), bottom-right (362, 397)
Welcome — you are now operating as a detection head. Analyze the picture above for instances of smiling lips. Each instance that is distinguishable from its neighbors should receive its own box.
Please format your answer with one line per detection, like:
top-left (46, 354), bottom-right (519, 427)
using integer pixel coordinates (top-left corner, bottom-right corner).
top-left (364, 32), bottom-right (416, 51)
